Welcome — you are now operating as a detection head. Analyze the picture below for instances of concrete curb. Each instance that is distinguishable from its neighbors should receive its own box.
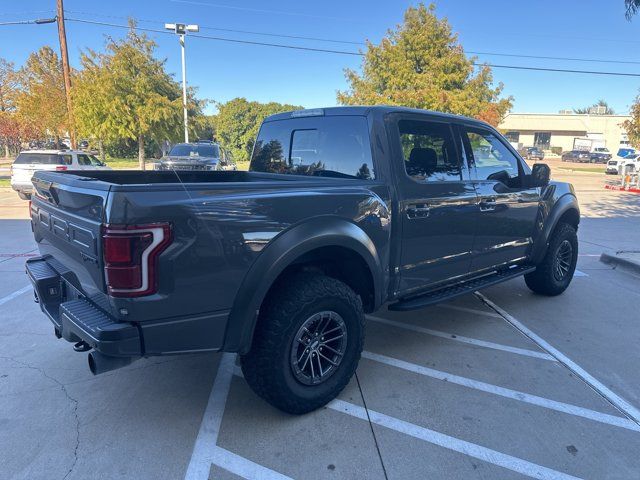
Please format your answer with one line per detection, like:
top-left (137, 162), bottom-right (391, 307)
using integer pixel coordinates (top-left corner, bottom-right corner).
top-left (600, 252), bottom-right (640, 276)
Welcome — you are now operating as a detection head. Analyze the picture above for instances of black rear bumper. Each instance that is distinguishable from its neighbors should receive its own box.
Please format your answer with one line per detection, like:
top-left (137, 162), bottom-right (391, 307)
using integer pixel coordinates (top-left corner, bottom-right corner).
top-left (26, 257), bottom-right (141, 357)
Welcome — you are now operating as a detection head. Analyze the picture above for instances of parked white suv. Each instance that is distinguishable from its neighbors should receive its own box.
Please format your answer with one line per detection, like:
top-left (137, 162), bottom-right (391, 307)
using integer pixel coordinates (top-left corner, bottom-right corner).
top-left (11, 150), bottom-right (111, 200)
top-left (606, 148), bottom-right (637, 175)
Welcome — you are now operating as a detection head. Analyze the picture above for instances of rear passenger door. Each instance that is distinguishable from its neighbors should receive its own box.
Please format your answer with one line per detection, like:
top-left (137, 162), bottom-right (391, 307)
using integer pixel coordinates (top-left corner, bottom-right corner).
top-left (394, 116), bottom-right (478, 295)
top-left (460, 125), bottom-right (540, 272)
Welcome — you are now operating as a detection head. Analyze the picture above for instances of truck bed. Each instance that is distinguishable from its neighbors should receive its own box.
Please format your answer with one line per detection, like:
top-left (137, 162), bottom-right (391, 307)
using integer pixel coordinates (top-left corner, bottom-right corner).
top-left (29, 168), bottom-right (390, 356)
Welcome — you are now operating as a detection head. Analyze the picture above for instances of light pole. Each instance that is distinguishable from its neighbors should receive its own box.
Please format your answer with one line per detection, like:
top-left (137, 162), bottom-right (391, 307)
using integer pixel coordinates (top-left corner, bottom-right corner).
top-left (165, 23), bottom-right (199, 143)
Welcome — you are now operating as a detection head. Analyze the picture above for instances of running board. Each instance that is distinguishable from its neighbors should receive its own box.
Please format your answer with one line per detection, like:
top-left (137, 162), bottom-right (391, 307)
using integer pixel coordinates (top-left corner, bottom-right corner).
top-left (389, 266), bottom-right (536, 312)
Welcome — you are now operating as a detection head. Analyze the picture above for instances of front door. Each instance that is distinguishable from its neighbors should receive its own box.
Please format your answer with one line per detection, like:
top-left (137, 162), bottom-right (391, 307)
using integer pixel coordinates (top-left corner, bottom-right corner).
top-left (460, 125), bottom-right (541, 273)
top-left (395, 117), bottom-right (478, 295)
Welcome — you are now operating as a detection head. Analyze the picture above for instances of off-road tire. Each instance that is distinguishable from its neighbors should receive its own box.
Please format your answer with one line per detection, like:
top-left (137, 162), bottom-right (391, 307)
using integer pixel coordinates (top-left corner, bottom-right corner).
top-left (525, 222), bottom-right (578, 296)
top-left (240, 273), bottom-right (365, 414)
top-left (18, 192), bottom-right (31, 201)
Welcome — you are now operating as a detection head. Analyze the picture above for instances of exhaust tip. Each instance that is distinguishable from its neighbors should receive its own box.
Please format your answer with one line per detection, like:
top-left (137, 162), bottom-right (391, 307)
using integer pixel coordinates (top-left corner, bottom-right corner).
top-left (88, 351), bottom-right (134, 375)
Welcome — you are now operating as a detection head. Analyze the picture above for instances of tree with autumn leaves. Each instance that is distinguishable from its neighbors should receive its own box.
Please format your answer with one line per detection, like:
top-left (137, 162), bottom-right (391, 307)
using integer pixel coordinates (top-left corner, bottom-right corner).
top-left (337, 3), bottom-right (512, 126)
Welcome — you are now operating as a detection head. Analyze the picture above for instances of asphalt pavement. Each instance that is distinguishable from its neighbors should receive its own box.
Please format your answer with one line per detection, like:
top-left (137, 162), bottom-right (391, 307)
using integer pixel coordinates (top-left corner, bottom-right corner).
top-left (1, 167), bottom-right (639, 480)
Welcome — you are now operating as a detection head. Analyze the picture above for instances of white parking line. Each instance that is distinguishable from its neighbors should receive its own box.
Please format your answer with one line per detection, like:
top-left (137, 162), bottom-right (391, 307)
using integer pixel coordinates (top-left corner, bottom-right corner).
top-left (329, 399), bottom-right (582, 480)
top-left (186, 354), bottom-right (294, 480)
top-left (574, 270), bottom-right (588, 277)
top-left (185, 353), bottom-right (235, 480)
top-left (211, 447), bottom-right (293, 480)
top-left (475, 292), bottom-right (640, 428)
top-left (362, 351), bottom-right (640, 432)
top-left (0, 285), bottom-right (31, 307)
top-left (368, 315), bottom-right (556, 361)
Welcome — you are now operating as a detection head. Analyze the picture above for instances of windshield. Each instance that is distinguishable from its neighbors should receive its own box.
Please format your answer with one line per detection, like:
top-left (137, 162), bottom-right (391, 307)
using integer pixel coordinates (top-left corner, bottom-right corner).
top-left (169, 144), bottom-right (220, 158)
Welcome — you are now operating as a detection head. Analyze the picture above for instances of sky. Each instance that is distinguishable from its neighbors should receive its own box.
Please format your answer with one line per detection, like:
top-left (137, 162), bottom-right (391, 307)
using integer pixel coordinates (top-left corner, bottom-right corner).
top-left (1, 0), bottom-right (639, 115)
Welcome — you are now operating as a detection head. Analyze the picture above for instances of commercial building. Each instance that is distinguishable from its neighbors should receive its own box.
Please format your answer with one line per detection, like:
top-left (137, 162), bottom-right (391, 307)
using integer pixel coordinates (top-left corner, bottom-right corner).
top-left (498, 112), bottom-right (631, 153)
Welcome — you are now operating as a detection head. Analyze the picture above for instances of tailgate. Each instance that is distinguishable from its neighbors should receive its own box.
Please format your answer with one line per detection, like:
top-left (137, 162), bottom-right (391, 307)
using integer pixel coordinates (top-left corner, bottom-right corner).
top-left (12, 164), bottom-right (57, 185)
top-left (30, 172), bottom-right (111, 302)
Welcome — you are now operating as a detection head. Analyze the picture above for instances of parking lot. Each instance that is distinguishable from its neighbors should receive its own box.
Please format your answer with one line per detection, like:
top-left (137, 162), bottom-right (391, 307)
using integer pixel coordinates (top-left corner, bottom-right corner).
top-left (1, 168), bottom-right (639, 480)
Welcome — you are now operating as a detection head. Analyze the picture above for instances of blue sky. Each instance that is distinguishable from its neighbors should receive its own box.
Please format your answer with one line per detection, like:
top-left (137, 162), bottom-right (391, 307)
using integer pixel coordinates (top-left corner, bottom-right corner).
top-left (1, 0), bottom-right (639, 115)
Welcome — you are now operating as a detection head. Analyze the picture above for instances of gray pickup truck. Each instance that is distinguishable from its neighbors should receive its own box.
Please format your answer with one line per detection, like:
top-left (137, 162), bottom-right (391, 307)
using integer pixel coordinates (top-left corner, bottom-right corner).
top-left (26, 106), bottom-right (579, 414)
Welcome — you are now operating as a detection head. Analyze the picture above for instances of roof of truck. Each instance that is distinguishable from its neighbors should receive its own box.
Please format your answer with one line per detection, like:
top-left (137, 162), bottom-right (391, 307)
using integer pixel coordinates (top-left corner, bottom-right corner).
top-left (263, 105), bottom-right (491, 127)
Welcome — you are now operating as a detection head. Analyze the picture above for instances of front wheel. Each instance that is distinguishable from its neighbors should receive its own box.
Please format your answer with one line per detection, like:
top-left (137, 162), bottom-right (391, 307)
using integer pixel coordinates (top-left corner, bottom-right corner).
top-left (525, 223), bottom-right (578, 296)
top-left (241, 273), bottom-right (365, 414)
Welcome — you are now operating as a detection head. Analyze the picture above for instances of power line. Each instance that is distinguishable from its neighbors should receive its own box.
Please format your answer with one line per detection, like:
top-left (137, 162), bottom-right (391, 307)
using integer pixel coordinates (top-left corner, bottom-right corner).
top-left (168, 0), bottom-right (354, 22)
top-left (66, 18), bottom-right (364, 56)
top-left (66, 10), bottom-right (640, 66)
top-left (63, 17), bottom-right (640, 77)
top-left (64, 10), bottom-right (363, 45)
top-left (466, 50), bottom-right (640, 66)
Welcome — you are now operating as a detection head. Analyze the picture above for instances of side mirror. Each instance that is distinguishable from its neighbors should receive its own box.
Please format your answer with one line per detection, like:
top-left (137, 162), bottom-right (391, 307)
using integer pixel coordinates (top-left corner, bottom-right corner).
top-left (531, 163), bottom-right (550, 187)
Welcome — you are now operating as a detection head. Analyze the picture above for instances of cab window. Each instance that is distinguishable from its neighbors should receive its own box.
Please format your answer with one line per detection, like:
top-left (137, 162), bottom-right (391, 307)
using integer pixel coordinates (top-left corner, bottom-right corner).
top-left (398, 120), bottom-right (461, 182)
top-left (250, 116), bottom-right (374, 179)
top-left (463, 127), bottom-right (522, 186)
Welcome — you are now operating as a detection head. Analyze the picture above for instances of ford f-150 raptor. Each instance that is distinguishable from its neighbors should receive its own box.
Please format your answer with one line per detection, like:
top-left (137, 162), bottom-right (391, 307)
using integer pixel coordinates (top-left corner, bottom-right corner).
top-left (26, 106), bottom-right (579, 414)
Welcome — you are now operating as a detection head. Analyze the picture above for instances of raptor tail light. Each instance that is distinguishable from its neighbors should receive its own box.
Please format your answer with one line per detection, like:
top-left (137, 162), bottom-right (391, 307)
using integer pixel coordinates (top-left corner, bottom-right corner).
top-left (55, 166), bottom-right (67, 171)
top-left (102, 223), bottom-right (172, 297)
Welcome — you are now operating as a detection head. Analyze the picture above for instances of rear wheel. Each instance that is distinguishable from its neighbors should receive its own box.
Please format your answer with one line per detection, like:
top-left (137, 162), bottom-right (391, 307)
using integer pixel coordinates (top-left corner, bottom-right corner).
top-left (17, 192), bottom-right (31, 201)
top-left (241, 273), bottom-right (365, 414)
top-left (525, 222), bottom-right (578, 296)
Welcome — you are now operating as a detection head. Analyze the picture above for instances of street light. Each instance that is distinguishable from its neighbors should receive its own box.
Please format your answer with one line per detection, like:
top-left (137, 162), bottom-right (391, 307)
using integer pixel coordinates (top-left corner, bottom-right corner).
top-left (165, 23), bottom-right (199, 143)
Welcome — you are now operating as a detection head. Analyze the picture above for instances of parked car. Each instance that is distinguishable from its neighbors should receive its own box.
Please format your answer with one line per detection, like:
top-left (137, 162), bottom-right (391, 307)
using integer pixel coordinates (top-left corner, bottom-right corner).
top-left (11, 150), bottom-right (110, 200)
top-left (154, 141), bottom-right (236, 171)
top-left (26, 106), bottom-right (579, 414)
top-left (519, 146), bottom-right (545, 161)
top-left (561, 150), bottom-right (591, 163)
top-left (589, 149), bottom-right (612, 164)
top-left (606, 151), bottom-right (639, 174)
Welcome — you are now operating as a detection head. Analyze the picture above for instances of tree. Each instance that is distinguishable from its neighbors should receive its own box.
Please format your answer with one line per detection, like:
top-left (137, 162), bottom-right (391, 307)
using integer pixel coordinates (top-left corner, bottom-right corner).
top-left (573, 99), bottom-right (615, 115)
top-left (337, 3), bottom-right (512, 126)
top-left (73, 22), bottom-right (203, 168)
top-left (0, 58), bottom-right (19, 157)
top-left (15, 47), bottom-right (68, 142)
top-left (626, 0), bottom-right (639, 19)
top-left (623, 94), bottom-right (640, 148)
top-left (215, 98), bottom-right (302, 163)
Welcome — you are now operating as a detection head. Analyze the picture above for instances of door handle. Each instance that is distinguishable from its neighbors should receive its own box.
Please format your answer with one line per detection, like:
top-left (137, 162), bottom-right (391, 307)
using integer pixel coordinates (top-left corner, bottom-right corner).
top-left (406, 204), bottom-right (430, 219)
top-left (479, 197), bottom-right (497, 212)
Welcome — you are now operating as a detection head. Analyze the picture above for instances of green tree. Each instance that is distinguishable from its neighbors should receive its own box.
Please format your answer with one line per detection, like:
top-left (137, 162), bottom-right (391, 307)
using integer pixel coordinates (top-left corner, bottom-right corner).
top-left (626, 0), bottom-right (639, 19)
top-left (337, 3), bottom-right (512, 126)
top-left (215, 98), bottom-right (302, 163)
top-left (0, 58), bottom-right (19, 157)
top-left (623, 94), bottom-right (640, 148)
top-left (15, 47), bottom-right (68, 141)
top-left (573, 99), bottom-right (615, 115)
top-left (73, 22), bottom-right (203, 168)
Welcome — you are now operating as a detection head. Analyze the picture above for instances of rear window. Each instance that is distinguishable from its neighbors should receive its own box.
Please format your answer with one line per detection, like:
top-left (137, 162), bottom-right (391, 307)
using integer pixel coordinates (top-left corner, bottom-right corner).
top-left (250, 116), bottom-right (374, 179)
top-left (14, 153), bottom-right (66, 165)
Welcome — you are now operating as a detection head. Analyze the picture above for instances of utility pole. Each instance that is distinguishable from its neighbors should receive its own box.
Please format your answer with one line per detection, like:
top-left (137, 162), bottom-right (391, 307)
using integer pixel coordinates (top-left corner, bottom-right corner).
top-left (56, 0), bottom-right (75, 148)
top-left (180, 34), bottom-right (188, 143)
top-left (165, 23), bottom-right (199, 143)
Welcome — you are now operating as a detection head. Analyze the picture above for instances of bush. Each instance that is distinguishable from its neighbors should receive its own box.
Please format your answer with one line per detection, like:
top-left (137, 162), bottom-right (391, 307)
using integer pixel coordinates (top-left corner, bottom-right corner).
top-left (551, 146), bottom-right (563, 155)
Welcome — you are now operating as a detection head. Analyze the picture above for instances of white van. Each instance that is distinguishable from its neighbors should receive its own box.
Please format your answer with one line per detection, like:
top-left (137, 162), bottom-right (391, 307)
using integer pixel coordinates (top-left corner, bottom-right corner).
top-left (11, 150), bottom-right (111, 199)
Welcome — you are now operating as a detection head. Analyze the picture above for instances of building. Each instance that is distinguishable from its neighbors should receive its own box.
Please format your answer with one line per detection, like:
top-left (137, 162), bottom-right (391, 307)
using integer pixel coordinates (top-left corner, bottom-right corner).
top-left (498, 112), bottom-right (631, 153)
